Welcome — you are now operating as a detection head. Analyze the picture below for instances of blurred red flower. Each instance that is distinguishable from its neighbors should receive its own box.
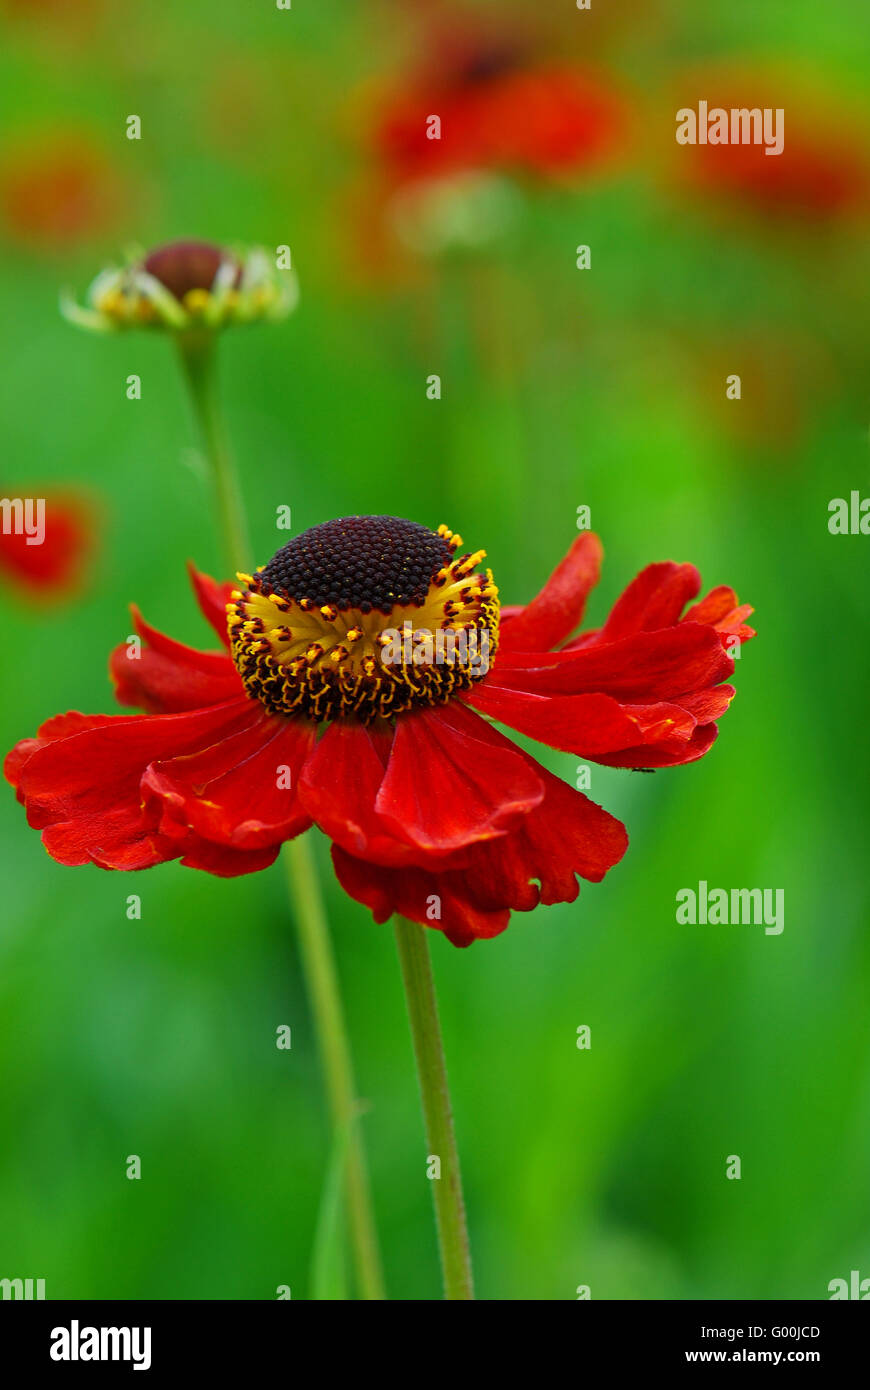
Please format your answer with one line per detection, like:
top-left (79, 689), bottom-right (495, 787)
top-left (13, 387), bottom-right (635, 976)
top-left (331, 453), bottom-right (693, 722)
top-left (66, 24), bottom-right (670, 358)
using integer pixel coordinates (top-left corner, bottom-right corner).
top-left (0, 490), bottom-right (94, 599)
top-left (691, 131), bottom-right (868, 222)
top-left (670, 71), bottom-right (870, 223)
top-left (349, 17), bottom-right (628, 276)
top-left (373, 28), bottom-right (627, 188)
top-left (0, 131), bottom-right (123, 250)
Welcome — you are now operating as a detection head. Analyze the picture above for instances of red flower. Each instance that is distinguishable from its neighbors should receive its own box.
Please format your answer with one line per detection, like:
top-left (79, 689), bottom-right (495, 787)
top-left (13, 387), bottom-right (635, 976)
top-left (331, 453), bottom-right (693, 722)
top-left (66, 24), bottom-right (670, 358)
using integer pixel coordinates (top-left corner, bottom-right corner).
top-left (670, 71), bottom-right (870, 223)
top-left (0, 489), bottom-right (94, 599)
top-left (372, 26), bottom-right (626, 187)
top-left (378, 66), bottom-right (625, 187)
top-left (5, 518), bottom-right (754, 947)
top-left (0, 131), bottom-right (124, 251)
top-left (689, 125), bottom-right (869, 222)
top-left (348, 18), bottom-right (628, 275)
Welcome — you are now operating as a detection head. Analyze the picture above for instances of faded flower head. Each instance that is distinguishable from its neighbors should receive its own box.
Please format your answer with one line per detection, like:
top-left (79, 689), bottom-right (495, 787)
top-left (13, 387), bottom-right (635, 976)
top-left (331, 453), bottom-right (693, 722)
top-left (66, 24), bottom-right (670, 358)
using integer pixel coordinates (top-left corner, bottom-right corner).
top-left (61, 239), bottom-right (298, 334)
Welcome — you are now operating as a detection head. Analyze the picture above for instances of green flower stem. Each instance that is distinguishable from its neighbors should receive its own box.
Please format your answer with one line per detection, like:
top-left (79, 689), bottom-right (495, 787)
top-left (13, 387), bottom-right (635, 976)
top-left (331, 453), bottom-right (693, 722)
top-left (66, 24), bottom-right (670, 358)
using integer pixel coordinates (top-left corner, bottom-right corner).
top-left (393, 915), bottom-right (474, 1300)
top-left (283, 838), bottom-right (385, 1300)
top-left (177, 331), bottom-right (385, 1301)
top-left (177, 332), bottom-right (252, 575)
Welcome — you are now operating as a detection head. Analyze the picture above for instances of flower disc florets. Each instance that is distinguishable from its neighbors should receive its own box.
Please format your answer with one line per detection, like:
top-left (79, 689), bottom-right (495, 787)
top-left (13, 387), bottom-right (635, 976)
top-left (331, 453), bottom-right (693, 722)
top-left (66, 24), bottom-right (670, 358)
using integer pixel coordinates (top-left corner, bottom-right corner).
top-left (229, 516), bottom-right (500, 723)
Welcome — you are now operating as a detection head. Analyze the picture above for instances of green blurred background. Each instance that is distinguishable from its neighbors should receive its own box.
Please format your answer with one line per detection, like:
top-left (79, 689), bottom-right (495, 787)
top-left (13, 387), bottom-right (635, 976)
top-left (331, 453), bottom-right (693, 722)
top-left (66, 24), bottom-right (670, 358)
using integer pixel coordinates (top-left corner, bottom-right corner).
top-left (1, 0), bottom-right (869, 1300)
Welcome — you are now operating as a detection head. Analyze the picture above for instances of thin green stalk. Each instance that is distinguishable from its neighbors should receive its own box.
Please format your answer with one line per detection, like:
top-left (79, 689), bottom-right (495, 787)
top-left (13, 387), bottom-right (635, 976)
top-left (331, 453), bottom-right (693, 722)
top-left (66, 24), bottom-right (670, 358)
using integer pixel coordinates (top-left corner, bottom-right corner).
top-left (284, 839), bottom-right (385, 1300)
top-left (177, 332), bottom-right (252, 575)
top-left (393, 915), bottom-right (474, 1300)
top-left (177, 333), bottom-right (385, 1300)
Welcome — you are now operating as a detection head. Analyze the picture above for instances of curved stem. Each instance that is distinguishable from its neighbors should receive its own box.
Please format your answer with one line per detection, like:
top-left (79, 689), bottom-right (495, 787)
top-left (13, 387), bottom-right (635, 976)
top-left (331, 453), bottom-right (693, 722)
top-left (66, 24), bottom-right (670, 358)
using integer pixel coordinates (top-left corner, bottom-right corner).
top-left (393, 915), bottom-right (474, 1300)
top-left (177, 333), bottom-right (385, 1300)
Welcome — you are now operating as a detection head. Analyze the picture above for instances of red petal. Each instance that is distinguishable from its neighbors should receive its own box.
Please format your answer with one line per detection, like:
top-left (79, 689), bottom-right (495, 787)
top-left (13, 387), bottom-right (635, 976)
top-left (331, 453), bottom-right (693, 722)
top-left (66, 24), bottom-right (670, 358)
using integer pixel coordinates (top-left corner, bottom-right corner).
top-left (331, 844), bottom-right (510, 949)
top-left (142, 713), bottom-right (315, 850)
top-left (187, 563), bottom-right (235, 648)
top-left (41, 807), bottom-right (183, 872)
top-left (673, 685), bottom-right (735, 723)
top-left (374, 700), bottom-right (544, 852)
top-left (681, 585), bottom-right (740, 625)
top-left (13, 698), bottom-right (255, 869)
top-left (5, 737), bottom-right (42, 792)
top-left (467, 684), bottom-right (645, 755)
top-left (178, 834), bottom-right (281, 877)
top-left (469, 680), bottom-right (708, 755)
top-left (682, 587), bottom-right (756, 644)
top-left (499, 532), bottom-right (602, 653)
top-left (597, 562), bottom-right (701, 642)
top-left (619, 701), bottom-right (697, 744)
top-left (331, 754), bottom-right (628, 946)
top-left (110, 604), bottom-right (240, 713)
top-left (462, 758), bottom-right (629, 906)
top-left (591, 723), bottom-right (719, 768)
top-left (491, 624), bottom-right (734, 701)
top-left (5, 711), bottom-right (132, 798)
top-left (298, 721), bottom-right (462, 867)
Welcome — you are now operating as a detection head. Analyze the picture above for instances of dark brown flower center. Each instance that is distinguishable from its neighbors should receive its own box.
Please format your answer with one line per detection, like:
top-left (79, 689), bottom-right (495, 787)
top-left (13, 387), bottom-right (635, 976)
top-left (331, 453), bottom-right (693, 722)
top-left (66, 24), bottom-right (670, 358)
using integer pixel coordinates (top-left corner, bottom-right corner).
top-left (142, 240), bottom-right (239, 301)
top-left (256, 516), bottom-right (455, 616)
top-left (458, 41), bottom-right (525, 87)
